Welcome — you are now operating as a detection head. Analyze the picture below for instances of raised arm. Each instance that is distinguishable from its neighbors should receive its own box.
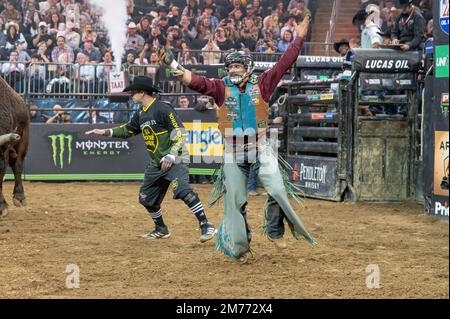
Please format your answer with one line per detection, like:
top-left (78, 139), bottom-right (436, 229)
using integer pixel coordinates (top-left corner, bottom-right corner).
top-left (258, 18), bottom-right (310, 102)
top-left (158, 47), bottom-right (225, 105)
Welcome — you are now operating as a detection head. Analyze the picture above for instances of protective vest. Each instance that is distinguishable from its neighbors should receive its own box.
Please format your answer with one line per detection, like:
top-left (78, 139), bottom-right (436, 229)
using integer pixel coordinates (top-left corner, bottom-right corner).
top-left (218, 75), bottom-right (269, 142)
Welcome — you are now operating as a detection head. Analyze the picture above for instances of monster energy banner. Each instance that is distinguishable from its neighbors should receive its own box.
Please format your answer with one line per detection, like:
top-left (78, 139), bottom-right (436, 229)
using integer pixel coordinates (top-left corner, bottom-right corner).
top-left (351, 49), bottom-right (421, 73)
top-left (19, 109), bottom-right (222, 181)
top-left (423, 0), bottom-right (449, 218)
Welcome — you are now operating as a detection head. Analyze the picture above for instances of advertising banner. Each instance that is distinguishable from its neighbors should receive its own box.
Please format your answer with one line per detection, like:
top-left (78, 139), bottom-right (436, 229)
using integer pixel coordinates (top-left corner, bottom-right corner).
top-left (12, 109), bottom-right (222, 181)
top-left (287, 155), bottom-right (339, 199)
top-left (426, 1), bottom-right (450, 218)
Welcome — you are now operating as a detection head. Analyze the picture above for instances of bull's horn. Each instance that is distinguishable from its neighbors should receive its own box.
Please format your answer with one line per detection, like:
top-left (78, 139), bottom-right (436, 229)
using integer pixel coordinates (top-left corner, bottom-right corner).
top-left (0, 133), bottom-right (21, 146)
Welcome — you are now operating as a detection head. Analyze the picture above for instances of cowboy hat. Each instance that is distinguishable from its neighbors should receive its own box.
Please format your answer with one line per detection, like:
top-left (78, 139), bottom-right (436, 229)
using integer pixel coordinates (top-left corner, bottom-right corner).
top-left (395, 0), bottom-right (413, 9)
top-left (334, 38), bottom-right (350, 53)
top-left (123, 76), bottom-right (161, 94)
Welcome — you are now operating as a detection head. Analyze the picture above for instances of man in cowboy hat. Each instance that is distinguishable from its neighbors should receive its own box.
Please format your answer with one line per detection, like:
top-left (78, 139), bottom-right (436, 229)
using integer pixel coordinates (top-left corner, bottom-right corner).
top-left (333, 38), bottom-right (350, 56)
top-left (391, 0), bottom-right (425, 51)
top-left (85, 76), bottom-right (216, 242)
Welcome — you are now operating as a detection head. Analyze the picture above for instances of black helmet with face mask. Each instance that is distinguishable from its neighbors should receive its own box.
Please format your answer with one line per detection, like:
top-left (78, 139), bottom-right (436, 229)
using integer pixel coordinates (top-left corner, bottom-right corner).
top-left (224, 51), bottom-right (255, 84)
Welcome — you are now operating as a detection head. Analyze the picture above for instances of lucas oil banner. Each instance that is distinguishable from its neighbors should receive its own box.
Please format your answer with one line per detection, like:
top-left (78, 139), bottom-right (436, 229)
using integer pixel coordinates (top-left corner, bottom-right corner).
top-left (20, 109), bottom-right (222, 181)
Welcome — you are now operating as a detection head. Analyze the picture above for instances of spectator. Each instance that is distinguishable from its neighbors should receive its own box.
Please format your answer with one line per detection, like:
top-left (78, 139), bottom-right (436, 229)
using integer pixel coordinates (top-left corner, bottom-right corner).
top-left (360, 6), bottom-right (382, 49)
top-left (16, 40), bottom-right (31, 63)
top-left (29, 104), bottom-right (47, 123)
top-left (280, 15), bottom-right (297, 40)
top-left (214, 27), bottom-right (234, 51)
top-left (196, 15), bottom-right (214, 40)
top-left (31, 21), bottom-right (53, 50)
top-left (23, 1), bottom-right (39, 31)
top-left (137, 15), bottom-right (152, 38)
top-left (81, 23), bottom-right (97, 44)
top-left (168, 6), bottom-right (180, 26)
top-left (36, 40), bottom-right (51, 62)
top-left (46, 104), bottom-right (72, 123)
top-left (391, 0), bottom-right (425, 51)
top-left (201, 36), bottom-right (221, 64)
top-left (235, 28), bottom-right (257, 52)
top-left (179, 14), bottom-right (198, 44)
top-left (64, 21), bottom-right (81, 51)
top-left (73, 52), bottom-right (95, 93)
top-left (222, 18), bottom-right (240, 42)
top-left (146, 25), bottom-right (165, 49)
top-left (180, 41), bottom-right (198, 65)
top-left (230, 7), bottom-right (243, 30)
top-left (46, 60), bottom-right (72, 94)
top-left (1, 0), bottom-right (22, 23)
top-left (121, 51), bottom-right (139, 74)
top-left (146, 50), bottom-right (160, 82)
top-left (47, 11), bottom-right (65, 37)
top-left (182, 0), bottom-right (201, 20)
top-left (81, 36), bottom-right (102, 64)
top-left (26, 53), bottom-right (47, 93)
top-left (277, 29), bottom-right (294, 53)
top-left (157, 16), bottom-right (170, 35)
top-left (256, 30), bottom-right (277, 53)
top-left (5, 21), bottom-right (28, 53)
top-left (201, 5), bottom-right (219, 29)
top-left (1, 50), bottom-right (26, 91)
top-left (96, 51), bottom-right (116, 93)
top-left (38, 0), bottom-right (60, 17)
top-left (51, 35), bottom-right (74, 63)
top-left (178, 95), bottom-right (190, 108)
top-left (333, 38), bottom-right (350, 57)
top-left (125, 22), bottom-right (145, 52)
top-left (90, 110), bottom-right (108, 124)
top-left (242, 16), bottom-right (260, 40)
top-left (262, 15), bottom-right (281, 40)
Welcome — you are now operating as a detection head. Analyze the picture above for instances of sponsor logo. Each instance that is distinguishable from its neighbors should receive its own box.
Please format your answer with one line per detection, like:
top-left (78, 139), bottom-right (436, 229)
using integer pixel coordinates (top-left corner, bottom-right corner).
top-left (49, 133), bottom-right (131, 169)
top-left (435, 45), bottom-right (449, 78)
top-left (184, 122), bottom-right (223, 155)
top-left (49, 134), bottom-right (73, 169)
top-left (304, 56), bottom-right (345, 64)
top-left (435, 201), bottom-right (449, 217)
top-left (364, 59), bottom-right (410, 70)
top-left (254, 61), bottom-right (276, 69)
top-left (142, 125), bottom-right (158, 153)
top-left (292, 162), bottom-right (328, 190)
top-left (440, 0), bottom-right (449, 35)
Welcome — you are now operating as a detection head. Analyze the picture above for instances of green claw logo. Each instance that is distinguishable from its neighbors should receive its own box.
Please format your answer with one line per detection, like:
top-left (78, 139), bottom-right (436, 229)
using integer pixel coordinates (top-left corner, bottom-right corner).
top-left (49, 134), bottom-right (73, 169)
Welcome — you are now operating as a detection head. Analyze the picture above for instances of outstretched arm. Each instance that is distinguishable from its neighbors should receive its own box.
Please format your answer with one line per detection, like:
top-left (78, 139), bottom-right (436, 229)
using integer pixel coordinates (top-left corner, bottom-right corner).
top-left (158, 47), bottom-right (225, 105)
top-left (258, 18), bottom-right (310, 102)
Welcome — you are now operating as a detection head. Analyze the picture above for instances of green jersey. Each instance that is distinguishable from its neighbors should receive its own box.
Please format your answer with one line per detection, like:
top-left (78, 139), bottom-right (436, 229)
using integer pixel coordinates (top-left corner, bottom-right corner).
top-left (111, 99), bottom-right (189, 166)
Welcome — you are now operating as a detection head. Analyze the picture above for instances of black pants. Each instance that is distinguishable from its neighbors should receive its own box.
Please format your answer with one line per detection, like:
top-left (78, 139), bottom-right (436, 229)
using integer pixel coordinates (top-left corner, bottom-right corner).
top-left (139, 163), bottom-right (192, 211)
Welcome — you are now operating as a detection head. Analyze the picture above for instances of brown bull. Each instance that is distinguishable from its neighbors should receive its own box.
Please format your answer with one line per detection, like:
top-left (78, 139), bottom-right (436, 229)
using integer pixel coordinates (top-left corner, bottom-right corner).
top-left (0, 76), bottom-right (30, 217)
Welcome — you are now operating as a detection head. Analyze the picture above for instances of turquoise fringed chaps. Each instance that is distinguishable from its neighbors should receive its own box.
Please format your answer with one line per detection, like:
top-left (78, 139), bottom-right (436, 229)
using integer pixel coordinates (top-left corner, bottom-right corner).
top-left (213, 142), bottom-right (317, 260)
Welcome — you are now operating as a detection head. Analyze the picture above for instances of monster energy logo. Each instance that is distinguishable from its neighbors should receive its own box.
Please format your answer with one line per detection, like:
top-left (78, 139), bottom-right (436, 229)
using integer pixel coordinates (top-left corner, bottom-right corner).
top-left (49, 134), bottom-right (73, 169)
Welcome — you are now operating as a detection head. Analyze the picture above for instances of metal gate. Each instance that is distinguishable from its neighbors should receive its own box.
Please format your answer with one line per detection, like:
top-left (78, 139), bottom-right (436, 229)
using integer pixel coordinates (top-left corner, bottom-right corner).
top-left (349, 49), bottom-right (422, 202)
top-left (283, 78), bottom-right (351, 201)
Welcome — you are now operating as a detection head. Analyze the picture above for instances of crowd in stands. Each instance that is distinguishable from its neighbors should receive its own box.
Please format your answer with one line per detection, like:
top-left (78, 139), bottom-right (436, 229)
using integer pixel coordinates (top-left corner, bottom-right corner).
top-left (0, 0), bottom-right (318, 96)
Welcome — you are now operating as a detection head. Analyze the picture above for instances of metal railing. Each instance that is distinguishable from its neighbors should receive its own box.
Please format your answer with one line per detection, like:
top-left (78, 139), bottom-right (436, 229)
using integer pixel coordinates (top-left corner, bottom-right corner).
top-left (325, 0), bottom-right (340, 56)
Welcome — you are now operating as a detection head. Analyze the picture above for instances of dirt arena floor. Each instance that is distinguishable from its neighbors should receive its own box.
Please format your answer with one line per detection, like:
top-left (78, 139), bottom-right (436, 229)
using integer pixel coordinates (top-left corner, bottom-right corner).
top-left (0, 182), bottom-right (448, 299)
